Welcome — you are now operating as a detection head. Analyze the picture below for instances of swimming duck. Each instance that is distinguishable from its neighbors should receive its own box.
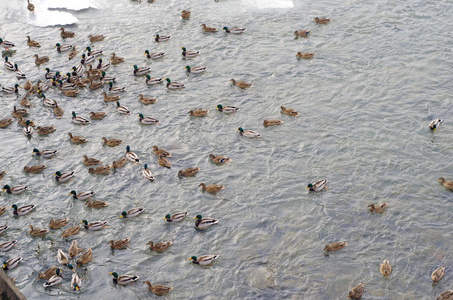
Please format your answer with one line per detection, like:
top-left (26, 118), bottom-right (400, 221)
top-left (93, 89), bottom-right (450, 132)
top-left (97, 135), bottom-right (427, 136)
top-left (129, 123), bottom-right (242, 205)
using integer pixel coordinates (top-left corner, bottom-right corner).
top-left (59, 87), bottom-right (79, 97)
top-left (33, 54), bottom-right (49, 66)
top-left (296, 52), bottom-right (314, 59)
top-left (3, 56), bottom-right (15, 71)
top-left (89, 112), bottom-right (106, 120)
top-left (121, 208), bottom-right (145, 218)
top-left (19, 118), bottom-right (34, 127)
top-left (348, 282), bottom-right (364, 299)
top-left (101, 137), bottom-right (122, 146)
top-left (144, 50), bottom-right (164, 59)
top-left (367, 203), bottom-right (388, 213)
top-left (27, 0), bottom-right (35, 12)
top-left (108, 238), bottom-right (130, 249)
top-left (199, 183), bottom-right (224, 194)
top-left (12, 106), bottom-right (27, 118)
top-left (85, 46), bottom-right (102, 57)
top-left (20, 95), bottom-right (32, 107)
top-left (54, 102), bottom-right (64, 118)
top-left (193, 215), bottom-right (219, 229)
top-left (158, 156), bottom-right (171, 168)
top-left (108, 82), bottom-right (125, 94)
top-left (96, 58), bottom-right (110, 71)
top-left (185, 65), bottom-right (206, 74)
top-left (2, 185), bottom-right (28, 194)
top-left (116, 101), bottom-right (130, 115)
top-left (38, 266), bottom-right (57, 280)
top-left (44, 68), bottom-right (58, 79)
top-left (144, 75), bottom-right (163, 85)
top-left (380, 259), bottom-right (391, 278)
top-left (181, 47), bottom-right (199, 58)
top-left (81, 220), bottom-right (107, 230)
top-left (230, 79), bottom-right (251, 88)
top-left (431, 266), bottom-right (445, 284)
top-left (61, 225), bottom-right (80, 237)
top-left (138, 94), bottom-right (157, 104)
top-left (0, 38), bottom-right (14, 50)
top-left (88, 78), bottom-right (103, 90)
top-left (222, 27), bottom-right (246, 33)
top-left (109, 272), bottom-right (139, 285)
top-left (23, 121), bottom-right (33, 136)
top-left (209, 154), bottom-right (231, 164)
top-left (69, 190), bottom-right (95, 200)
top-left (0, 240), bottom-right (17, 252)
top-left (165, 78), bottom-right (184, 89)
top-left (294, 30), bottom-right (310, 37)
top-left (14, 64), bottom-right (26, 79)
top-left (188, 255), bottom-right (218, 266)
top-left (181, 10), bottom-right (190, 19)
top-left (71, 272), bottom-right (82, 291)
top-left (88, 166), bottom-right (111, 174)
top-left (33, 148), bottom-right (57, 158)
top-left (77, 248), bottom-right (92, 267)
top-left (0, 119), bottom-right (12, 128)
top-left (429, 119), bottom-right (442, 131)
top-left (85, 199), bottom-right (108, 209)
top-left (101, 91), bottom-right (119, 102)
top-left (164, 212), bottom-right (187, 223)
top-left (68, 46), bottom-right (77, 59)
top-left (201, 24), bottom-right (218, 32)
top-left (36, 125), bottom-right (55, 135)
top-left (112, 157), bottom-right (127, 168)
top-left (88, 34), bottom-right (104, 42)
top-left (28, 225), bottom-right (49, 236)
top-left (24, 165), bottom-right (47, 173)
top-left (323, 241), bottom-right (347, 251)
top-left (12, 204), bottom-right (36, 216)
top-left (55, 43), bottom-right (73, 52)
top-left (68, 133), bottom-right (87, 144)
top-left (60, 28), bottom-right (75, 38)
top-left (188, 109), bottom-right (208, 117)
top-left (438, 177), bottom-right (453, 191)
top-left (54, 171), bottom-right (75, 182)
top-left (3, 257), bottom-right (22, 270)
top-left (126, 145), bottom-right (140, 164)
top-left (43, 268), bottom-right (63, 287)
top-left (237, 127), bottom-right (261, 138)
top-left (153, 146), bottom-right (171, 157)
top-left (314, 17), bottom-right (330, 24)
top-left (110, 53), bottom-right (124, 64)
top-left (23, 80), bottom-right (32, 90)
top-left (154, 34), bottom-right (171, 42)
top-left (178, 167), bottom-right (200, 177)
top-left (133, 65), bottom-right (150, 76)
top-left (80, 53), bottom-right (95, 65)
top-left (72, 111), bottom-right (90, 125)
top-left (436, 290), bottom-right (453, 300)
top-left (0, 209), bottom-right (6, 216)
top-left (138, 114), bottom-right (159, 125)
top-left (41, 94), bottom-right (56, 107)
top-left (305, 179), bottom-right (328, 191)
top-left (263, 119), bottom-right (284, 126)
top-left (146, 241), bottom-right (172, 252)
top-left (49, 218), bottom-right (68, 229)
top-left (281, 106), bottom-right (300, 117)
top-left (100, 71), bottom-right (116, 83)
top-left (143, 281), bottom-right (173, 296)
top-left (3, 84), bottom-right (21, 94)
top-left (142, 164), bottom-right (154, 180)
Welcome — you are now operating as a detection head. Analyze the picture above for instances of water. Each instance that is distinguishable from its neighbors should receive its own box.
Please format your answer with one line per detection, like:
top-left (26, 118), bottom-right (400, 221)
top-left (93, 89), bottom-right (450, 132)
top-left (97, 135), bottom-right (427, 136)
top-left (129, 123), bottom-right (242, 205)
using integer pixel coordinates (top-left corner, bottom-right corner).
top-left (0, 0), bottom-right (453, 299)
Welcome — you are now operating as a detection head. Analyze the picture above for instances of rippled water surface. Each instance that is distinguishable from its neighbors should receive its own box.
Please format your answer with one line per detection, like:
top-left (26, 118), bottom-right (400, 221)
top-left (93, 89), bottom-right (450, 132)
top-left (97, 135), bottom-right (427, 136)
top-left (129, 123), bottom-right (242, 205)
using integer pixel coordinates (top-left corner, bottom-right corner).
top-left (1, 0), bottom-right (453, 299)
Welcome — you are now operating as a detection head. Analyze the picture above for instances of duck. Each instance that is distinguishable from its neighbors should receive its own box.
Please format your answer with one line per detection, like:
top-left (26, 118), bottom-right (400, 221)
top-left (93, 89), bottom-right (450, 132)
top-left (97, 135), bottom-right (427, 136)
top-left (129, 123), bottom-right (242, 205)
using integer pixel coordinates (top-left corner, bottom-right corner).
top-left (88, 34), bottom-right (104, 42)
top-left (193, 214), bottom-right (219, 229)
top-left (133, 65), bottom-right (150, 76)
top-left (20, 95), bottom-right (32, 107)
top-left (76, 248), bottom-right (92, 267)
top-left (158, 156), bottom-right (171, 168)
top-left (38, 266), bottom-right (57, 280)
top-left (222, 27), bottom-right (246, 33)
top-left (142, 164), bottom-right (154, 180)
top-left (12, 106), bottom-right (27, 118)
top-left (12, 204), bottom-right (36, 216)
top-left (88, 78), bottom-right (103, 90)
top-left (69, 190), bottom-right (95, 200)
top-left (96, 58), bottom-right (110, 71)
top-left (296, 52), bottom-right (314, 59)
top-left (429, 119), bottom-right (442, 131)
top-left (178, 167), bottom-right (200, 177)
top-left (215, 104), bottom-right (239, 114)
top-left (71, 272), bottom-right (82, 291)
top-left (438, 177), bottom-right (453, 191)
top-left (181, 10), bottom-right (190, 19)
top-left (108, 238), bottom-right (130, 249)
top-left (432, 267), bottom-right (445, 284)
top-left (55, 43), bottom-right (73, 52)
top-left (28, 225), bottom-right (49, 236)
top-left (23, 80), bottom-right (32, 90)
top-left (36, 125), bottom-right (55, 135)
top-left (88, 166), bottom-right (111, 174)
top-left (181, 47), bottom-right (199, 58)
top-left (154, 34), bottom-right (171, 42)
top-left (2, 84), bottom-right (21, 94)
top-left (0, 224), bottom-right (7, 235)
top-left (121, 208), bottom-right (145, 218)
top-left (43, 268), bottom-right (63, 287)
top-left (323, 241), bottom-right (347, 251)
top-left (80, 53), bottom-right (95, 65)
top-left (108, 82), bottom-right (125, 94)
top-left (110, 53), bottom-right (124, 64)
top-left (61, 225), bottom-right (80, 237)
top-left (146, 241), bottom-right (172, 252)
top-left (18, 117), bottom-right (33, 127)
top-left (60, 28), bottom-right (75, 38)
top-left (281, 105), bottom-right (300, 117)
top-left (68, 133), bottom-right (87, 144)
top-left (59, 87), bottom-right (79, 97)
top-left (152, 146), bottom-right (171, 157)
top-left (0, 118), bottom-right (12, 128)
top-left (81, 220), bottom-right (107, 230)
top-left (0, 240), bottom-right (17, 252)
top-left (436, 290), bottom-right (453, 300)
top-left (88, 112), bottom-right (106, 120)
top-left (138, 114), bottom-right (159, 125)
top-left (100, 71), bottom-right (116, 83)
top-left (144, 50), bottom-right (164, 59)
top-left (2, 256), bottom-right (22, 271)
top-left (85, 199), bottom-right (108, 209)
top-left (25, 35), bottom-right (40, 47)
top-left (101, 137), bottom-right (122, 147)
top-left (25, 0), bottom-right (34, 12)
top-left (263, 119), bottom-right (284, 126)
top-left (68, 46), bottom-right (77, 59)
top-left (49, 218), bottom-right (69, 229)
top-left (348, 282), bottom-right (364, 299)
top-left (109, 272), bottom-right (139, 285)
top-left (41, 94), bottom-right (56, 107)
top-left (14, 64), bottom-right (26, 79)
top-left (367, 203), bottom-right (388, 213)
top-left (143, 281), bottom-right (173, 296)
top-left (2, 185), bottom-right (28, 194)
top-left (314, 17), bottom-right (330, 24)
top-left (138, 94), bottom-right (157, 104)
top-left (54, 102), bottom-right (64, 118)
top-left (126, 145), bottom-right (140, 164)
top-left (165, 78), bottom-right (185, 89)
top-left (23, 121), bottom-right (33, 136)
top-left (294, 30), bottom-right (310, 37)
top-left (3, 56), bottom-right (15, 71)
top-left (85, 46), bottom-right (102, 57)
top-left (199, 183), bottom-right (224, 194)
top-left (44, 68), bottom-right (59, 79)
top-left (72, 111), bottom-right (90, 125)
top-left (54, 171), bottom-right (75, 182)
top-left (0, 208), bottom-right (6, 216)
top-left (112, 157), bottom-right (127, 168)
top-left (188, 255), bottom-right (218, 266)
top-left (305, 179), bottom-right (328, 191)
top-left (101, 91), bottom-right (119, 102)
top-left (33, 148), bottom-right (57, 158)
top-left (0, 38), bottom-right (15, 50)
top-left (33, 54), bottom-right (49, 66)
top-left (144, 75), bottom-right (163, 85)
top-left (116, 101), bottom-right (130, 115)
top-left (380, 259), bottom-right (391, 278)
top-left (237, 127), bottom-right (261, 138)
top-left (230, 79), bottom-right (251, 88)
top-left (24, 165), bottom-right (47, 173)
top-left (164, 212), bottom-right (187, 223)
top-left (185, 65), bottom-right (206, 73)
top-left (201, 24), bottom-right (218, 32)
top-left (209, 154), bottom-right (231, 164)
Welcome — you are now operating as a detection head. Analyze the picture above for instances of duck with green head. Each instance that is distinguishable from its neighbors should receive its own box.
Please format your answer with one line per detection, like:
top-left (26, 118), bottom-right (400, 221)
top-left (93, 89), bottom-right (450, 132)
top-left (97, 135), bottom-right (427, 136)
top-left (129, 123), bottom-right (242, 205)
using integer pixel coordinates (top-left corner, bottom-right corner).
top-left (305, 179), bottom-right (328, 192)
top-left (144, 49), bottom-right (164, 59)
top-left (109, 272), bottom-right (139, 285)
top-left (133, 64), bottom-right (150, 76)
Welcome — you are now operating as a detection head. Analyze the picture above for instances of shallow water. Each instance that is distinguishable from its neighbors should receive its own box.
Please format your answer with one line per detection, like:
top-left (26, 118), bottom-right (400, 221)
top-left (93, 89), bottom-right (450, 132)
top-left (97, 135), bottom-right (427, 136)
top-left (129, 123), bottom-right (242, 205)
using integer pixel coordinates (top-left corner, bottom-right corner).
top-left (1, 0), bottom-right (453, 299)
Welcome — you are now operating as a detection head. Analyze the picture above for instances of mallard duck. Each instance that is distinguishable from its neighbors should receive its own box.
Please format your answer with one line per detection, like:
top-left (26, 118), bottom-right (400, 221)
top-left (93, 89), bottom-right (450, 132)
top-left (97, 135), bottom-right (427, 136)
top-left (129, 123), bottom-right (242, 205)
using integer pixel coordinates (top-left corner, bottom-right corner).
top-left (20, 95), bottom-right (32, 107)
top-left (68, 133), bottom-right (87, 144)
top-left (23, 121), bottom-right (33, 136)
top-left (296, 52), bottom-right (314, 59)
top-left (11, 106), bottom-right (27, 118)
top-left (0, 207), bottom-right (6, 216)
top-left (437, 290), bottom-right (453, 300)
top-left (55, 43), bottom-right (73, 52)
top-left (0, 38), bottom-right (14, 50)
top-left (69, 190), bottom-right (95, 200)
top-left (76, 248), bottom-right (92, 267)
top-left (100, 71), bottom-right (116, 83)
top-left (181, 47), bottom-right (199, 58)
top-left (152, 146), bottom-right (170, 157)
top-left (33, 54), bottom-right (49, 66)
top-left (108, 82), bottom-right (125, 94)
top-left (81, 220), bottom-right (107, 230)
top-left (314, 17), bottom-right (330, 24)
top-left (43, 268), bottom-right (63, 287)
top-left (138, 94), bottom-right (157, 104)
top-left (429, 119), bottom-right (442, 131)
top-left (110, 53), bottom-right (124, 64)
top-left (199, 183), bottom-right (224, 193)
top-left (323, 241), bottom-right (347, 251)
top-left (188, 255), bottom-right (218, 266)
top-left (263, 119), bottom-right (284, 126)
top-left (380, 259), bottom-right (391, 278)
top-left (367, 203), bottom-right (388, 213)
top-left (112, 157), bottom-right (127, 168)
top-left (36, 125), bottom-right (55, 135)
top-left (178, 167), bottom-right (200, 177)
top-left (431, 266), bottom-right (445, 284)
top-left (209, 154), bottom-right (231, 164)
top-left (88, 166), bottom-right (111, 174)
top-left (142, 164), bottom-right (154, 180)
top-left (0, 224), bottom-right (7, 236)
top-left (59, 87), bottom-right (79, 97)
top-left (11, 204), bottom-right (36, 216)
top-left (165, 78), bottom-right (185, 89)
top-left (14, 64), bottom-right (26, 79)
top-left (108, 238), bottom-right (130, 249)
top-left (33, 148), bottom-right (58, 158)
top-left (144, 75), bottom-right (163, 85)
top-left (116, 101), bottom-right (130, 115)
top-left (193, 214), bottom-right (219, 229)
top-left (237, 127), bottom-right (261, 138)
top-left (143, 281), bottom-right (173, 296)
top-left (146, 241), bottom-right (172, 252)
top-left (88, 34), bottom-right (104, 42)
top-left (89, 111), bottom-right (106, 120)
top-left (49, 218), bottom-right (68, 229)
top-left (2, 185), bottom-right (28, 194)
top-left (101, 91), bottom-right (119, 102)
top-left (281, 105), bottom-right (300, 117)
top-left (101, 137), bottom-right (122, 147)
top-left (85, 46), bottom-right (102, 57)
top-left (348, 282), bottom-right (364, 299)
top-left (158, 156), bottom-right (171, 169)
top-left (38, 266), bottom-right (57, 280)
top-left (164, 212), bottom-right (187, 223)
top-left (27, 0), bottom-right (35, 12)
top-left (154, 34), bottom-right (171, 42)
top-left (185, 65), bottom-right (206, 74)
top-left (24, 165), bottom-right (47, 173)
top-left (188, 109), bottom-right (209, 117)
top-left (0, 118), bottom-right (12, 128)
top-left (71, 272), bottom-right (82, 291)
top-left (306, 179), bottom-right (328, 191)
top-left (54, 171), bottom-right (75, 182)
top-left (19, 118), bottom-right (34, 127)
top-left (222, 27), bottom-right (246, 33)
top-left (61, 225), bottom-right (80, 237)
top-left (88, 78), bottom-right (103, 90)
top-left (138, 113), bottom-right (159, 125)
top-left (68, 45), bottom-right (77, 59)
top-left (201, 24), bottom-right (217, 32)
top-left (0, 240), bottom-right (17, 252)
top-left (121, 207), bottom-right (145, 218)
top-left (72, 111), bottom-right (90, 125)
top-left (230, 79), bottom-right (251, 88)
top-left (144, 49), bottom-right (164, 59)
top-left (28, 225), bottom-right (49, 236)
top-left (51, 101), bottom-right (63, 117)
top-left (2, 256), bottom-right (22, 271)
top-left (80, 53), bottom-right (95, 65)
top-left (85, 199), bottom-right (108, 208)
top-left (181, 10), bottom-right (190, 19)
top-left (438, 177), bottom-right (453, 191)
top-left (133, 65), bottom-right (150, 76)
top-left (40, 94), bottom-right (55, 107)
top-left (60, 27), bottom-right (75, 38)
top-left (96, 58), bottom-right (110, 71)
top-left (126, 145), bottom-right (140, 164)
top-left (2, 84), bottom-right (21, 94)
top-left (109, 272), bottom-right (139, 285)
top-left (3, 56), bottom-right (15, 71)
top-left (294, 30), bottom-right (310, 37)
top-left (44, 68), bottom-right (58, 79)
top-left (23, 80), bottom-right (32, 90)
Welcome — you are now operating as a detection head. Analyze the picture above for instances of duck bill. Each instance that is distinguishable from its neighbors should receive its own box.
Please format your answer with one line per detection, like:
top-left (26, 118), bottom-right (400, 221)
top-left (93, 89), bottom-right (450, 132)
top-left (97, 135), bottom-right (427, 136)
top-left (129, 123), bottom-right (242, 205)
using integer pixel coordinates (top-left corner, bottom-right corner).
top-left (188, 258), bottom-right (192, 260)
top-left (305, 186), bottom-right (309, 189)
top-left (193, 216), bottom-right (197, 219)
